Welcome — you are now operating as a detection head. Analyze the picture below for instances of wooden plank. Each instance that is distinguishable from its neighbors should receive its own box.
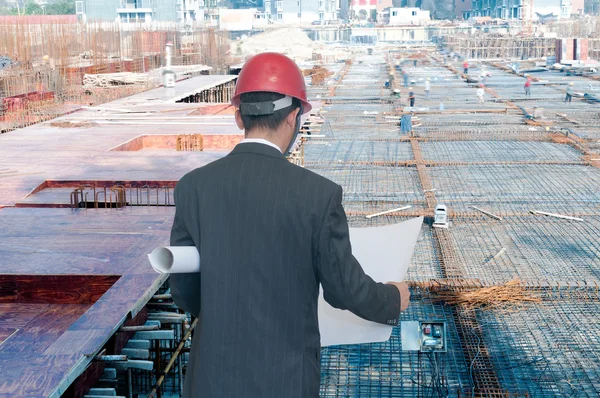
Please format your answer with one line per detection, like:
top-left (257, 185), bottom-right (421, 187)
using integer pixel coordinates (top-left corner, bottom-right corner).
top-left (0, 275), bottom-right (120, 305)
top-left (0, 304), bottom-right (90, 356)
top-left (0, 303), bottom-right (48, 328)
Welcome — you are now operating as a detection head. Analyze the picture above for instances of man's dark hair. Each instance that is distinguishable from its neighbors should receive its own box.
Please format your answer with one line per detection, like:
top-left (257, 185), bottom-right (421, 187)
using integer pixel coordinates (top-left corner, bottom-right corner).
top-left (240, 91), bottom-right (301, 133)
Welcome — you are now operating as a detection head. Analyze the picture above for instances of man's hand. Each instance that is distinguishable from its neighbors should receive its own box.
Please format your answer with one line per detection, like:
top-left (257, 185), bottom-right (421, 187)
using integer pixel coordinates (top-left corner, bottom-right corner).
top-left (387, 282), bottom-right (410, 312)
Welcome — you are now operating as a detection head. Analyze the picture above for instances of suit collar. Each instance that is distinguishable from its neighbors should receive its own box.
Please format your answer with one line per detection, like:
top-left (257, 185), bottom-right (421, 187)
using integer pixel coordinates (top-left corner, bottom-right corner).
top-left (229, 142), bottom-right (287, 160)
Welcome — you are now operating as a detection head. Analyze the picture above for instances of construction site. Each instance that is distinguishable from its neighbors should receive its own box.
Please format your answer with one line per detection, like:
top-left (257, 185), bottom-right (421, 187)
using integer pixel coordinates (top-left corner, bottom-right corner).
top-left (2, 9), bottom-right (600, 398)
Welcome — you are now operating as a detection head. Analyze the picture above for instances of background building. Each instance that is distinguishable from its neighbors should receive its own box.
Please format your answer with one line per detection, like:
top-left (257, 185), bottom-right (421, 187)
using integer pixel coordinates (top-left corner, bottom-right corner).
top-left (382, 6), bottom-right (430, 24)
top-left (470, 0), bottom-right (585, 20)
top-left (263, 0), bottom-right (337, 23)
top-left (454, 0), bottom-right (473, 19)
top-left (586, 0), bottom-right (600, 15)
top-left (80, 0), bottom-right (206, 23)
top-left (470, 0), bottom-right (522, 19)
top-left (349, 0), bottom-right (377, 20)
top-left (571, 0), bottom-right (585, 14)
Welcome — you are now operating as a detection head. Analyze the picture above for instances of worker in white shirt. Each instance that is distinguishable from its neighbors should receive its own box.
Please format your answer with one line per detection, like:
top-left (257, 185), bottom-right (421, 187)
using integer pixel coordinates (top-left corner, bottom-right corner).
top-left (477, 84), bottom-right (485, 104)
top-left (424, 78), bottom-right (431, 100)
top-left (565, 82), bottom-right (574, 103)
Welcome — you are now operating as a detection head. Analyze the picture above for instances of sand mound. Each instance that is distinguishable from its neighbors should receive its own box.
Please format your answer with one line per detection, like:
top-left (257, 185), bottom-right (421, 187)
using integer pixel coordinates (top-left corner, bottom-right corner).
top-left (232, 28), bottom-right (341, 62)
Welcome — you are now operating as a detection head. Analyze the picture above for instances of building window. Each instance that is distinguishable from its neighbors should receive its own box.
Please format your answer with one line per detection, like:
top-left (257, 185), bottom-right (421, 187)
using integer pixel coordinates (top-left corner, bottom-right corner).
top-left (392, 11), bottom-right (397, 16)
top-left (75, 0), bottom-right (84, 13)
top-left (412, 10), bottom-right (417, 16)
top-left (265, 1), bottom-right (271, 9)
top-left (298, 12), bottom-right (301, 17)
top-left (319, 12), bottom-right (324, 19)
top-left (277, 13), bottom-right (282, 19)
top-left (276, 1), bottom-right (282, 10)
top-left (319, 0), bottom-right (323, 7)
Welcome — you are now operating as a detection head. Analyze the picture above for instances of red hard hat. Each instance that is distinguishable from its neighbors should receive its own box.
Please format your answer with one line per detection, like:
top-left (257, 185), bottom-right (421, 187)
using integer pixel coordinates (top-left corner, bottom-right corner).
top-left (232, 52), bottom-right (312, 114)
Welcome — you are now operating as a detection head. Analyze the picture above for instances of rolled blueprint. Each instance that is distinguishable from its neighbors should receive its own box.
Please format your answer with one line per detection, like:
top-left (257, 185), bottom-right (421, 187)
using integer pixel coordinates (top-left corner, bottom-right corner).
top-left (148, 246), bottom-right (200, 274)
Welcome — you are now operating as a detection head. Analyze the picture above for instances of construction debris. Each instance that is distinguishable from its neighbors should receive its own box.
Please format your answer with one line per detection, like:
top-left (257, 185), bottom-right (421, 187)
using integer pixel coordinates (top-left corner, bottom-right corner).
top-left (428, 279), bottom-right (542, 311)
top-left (530, 210), bottom-right (584, 221)
top-left (471, 206), bottom-right (503, 220)
top-left (83, 73), bottom-right (149, 88)
top-left (303, 66), bottom-right (334, 86)
top-left (49, 120), bottom-right (99, 128)
top-left (365, 205), bottom-right (412, 219)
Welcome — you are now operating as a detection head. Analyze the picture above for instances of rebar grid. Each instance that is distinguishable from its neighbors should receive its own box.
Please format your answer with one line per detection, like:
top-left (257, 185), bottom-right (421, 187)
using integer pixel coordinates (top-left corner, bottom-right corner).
top-left (477, 301), bottom-right (600, 397)
top-left (417, 116), bottom-right (525, 127)
top-left (320, 298), bottom-right (472, 398)
top-left (420, 141), bottom-right (584, 163)
top-left (303, 141), bottom-right (414, 165)
top-left (445, 216), bottom-right (600, 285)
top-left (429, 164), bottom-right (600, 214)
top-left (415, 129), bottom-right (552, 141)
top-left (308, 50), bottom-right (600, 397)
top-left (309, 165), bottom-right (423, 203)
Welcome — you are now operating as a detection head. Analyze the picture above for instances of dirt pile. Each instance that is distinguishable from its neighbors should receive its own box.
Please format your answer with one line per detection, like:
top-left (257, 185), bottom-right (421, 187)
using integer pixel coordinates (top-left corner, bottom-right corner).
top-left (232, 28), bottom-right (347, 62)
top-left (303, 66), bottom-right (333, 85)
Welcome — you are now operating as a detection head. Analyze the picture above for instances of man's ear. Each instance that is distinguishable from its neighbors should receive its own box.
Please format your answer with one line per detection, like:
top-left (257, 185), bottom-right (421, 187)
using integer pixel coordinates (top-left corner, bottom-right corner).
top-left (235, 110), bottom-right (245, 130)
top-left (286, 108), bottom-right (300, 129)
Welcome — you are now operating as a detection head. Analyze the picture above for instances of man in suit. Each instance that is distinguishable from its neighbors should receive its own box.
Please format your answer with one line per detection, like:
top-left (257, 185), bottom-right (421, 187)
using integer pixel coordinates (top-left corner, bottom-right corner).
top-left (169, 52), bottom-right (410, 398)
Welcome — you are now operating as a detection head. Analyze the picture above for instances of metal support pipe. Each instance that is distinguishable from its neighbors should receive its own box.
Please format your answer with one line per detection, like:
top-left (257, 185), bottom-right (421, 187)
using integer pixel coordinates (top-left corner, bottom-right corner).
top-left (119, 325), bottom-right (159, 333)
top-left (148, 318), bottom-right (199, 398)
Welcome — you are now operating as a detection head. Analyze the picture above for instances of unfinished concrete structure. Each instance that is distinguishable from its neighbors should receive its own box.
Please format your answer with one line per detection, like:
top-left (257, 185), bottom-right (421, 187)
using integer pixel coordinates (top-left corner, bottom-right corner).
top-left (1, 22), bottom-right (600, 398)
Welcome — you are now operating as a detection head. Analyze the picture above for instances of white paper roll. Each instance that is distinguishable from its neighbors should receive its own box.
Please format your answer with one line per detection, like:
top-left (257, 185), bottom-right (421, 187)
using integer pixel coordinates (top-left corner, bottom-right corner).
top-left (148, 246), bottom-right (200, 274)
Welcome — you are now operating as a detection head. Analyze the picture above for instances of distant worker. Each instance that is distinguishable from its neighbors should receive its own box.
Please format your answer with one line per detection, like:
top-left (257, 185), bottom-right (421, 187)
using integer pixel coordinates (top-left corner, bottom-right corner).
top-left (408, 87), bottom-right (415, 107)
top-left (403, 71), bottom-right (409, 87)
top-left (463, 60), bottom-right (469, 75)
top-left (393, 88), bottom-right (401, 99)
top-left (477, 84), bottom-right (485, 104)
top-left (481, 70), bottom-right (491, 85)
top-left (169, 52), bottom-right (410, 398)
top-left (565, 82), bottom-right (574, 103)
top-left (37, 55), bottom-right (50, 92)
top-left (425, 78), bottom-right (431, 100)
top-left (413, 59), bottom-right (417, 69)
top-left (524, 76), bottom-right (532, 96)
top-left (400, 112), bottom-right (413, 136)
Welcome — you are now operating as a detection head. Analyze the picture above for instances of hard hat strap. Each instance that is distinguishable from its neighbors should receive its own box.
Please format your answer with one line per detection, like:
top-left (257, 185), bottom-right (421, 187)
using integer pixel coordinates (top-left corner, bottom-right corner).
top-left (239, 96), bottom-right (293, 116)
top-left (284, 104), bottom-right (304, 157)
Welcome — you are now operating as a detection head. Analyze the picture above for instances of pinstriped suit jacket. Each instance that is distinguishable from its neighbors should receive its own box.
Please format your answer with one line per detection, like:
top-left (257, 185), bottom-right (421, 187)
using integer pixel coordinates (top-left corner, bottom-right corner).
top-left (170, 143), bottom-right (400, 398)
